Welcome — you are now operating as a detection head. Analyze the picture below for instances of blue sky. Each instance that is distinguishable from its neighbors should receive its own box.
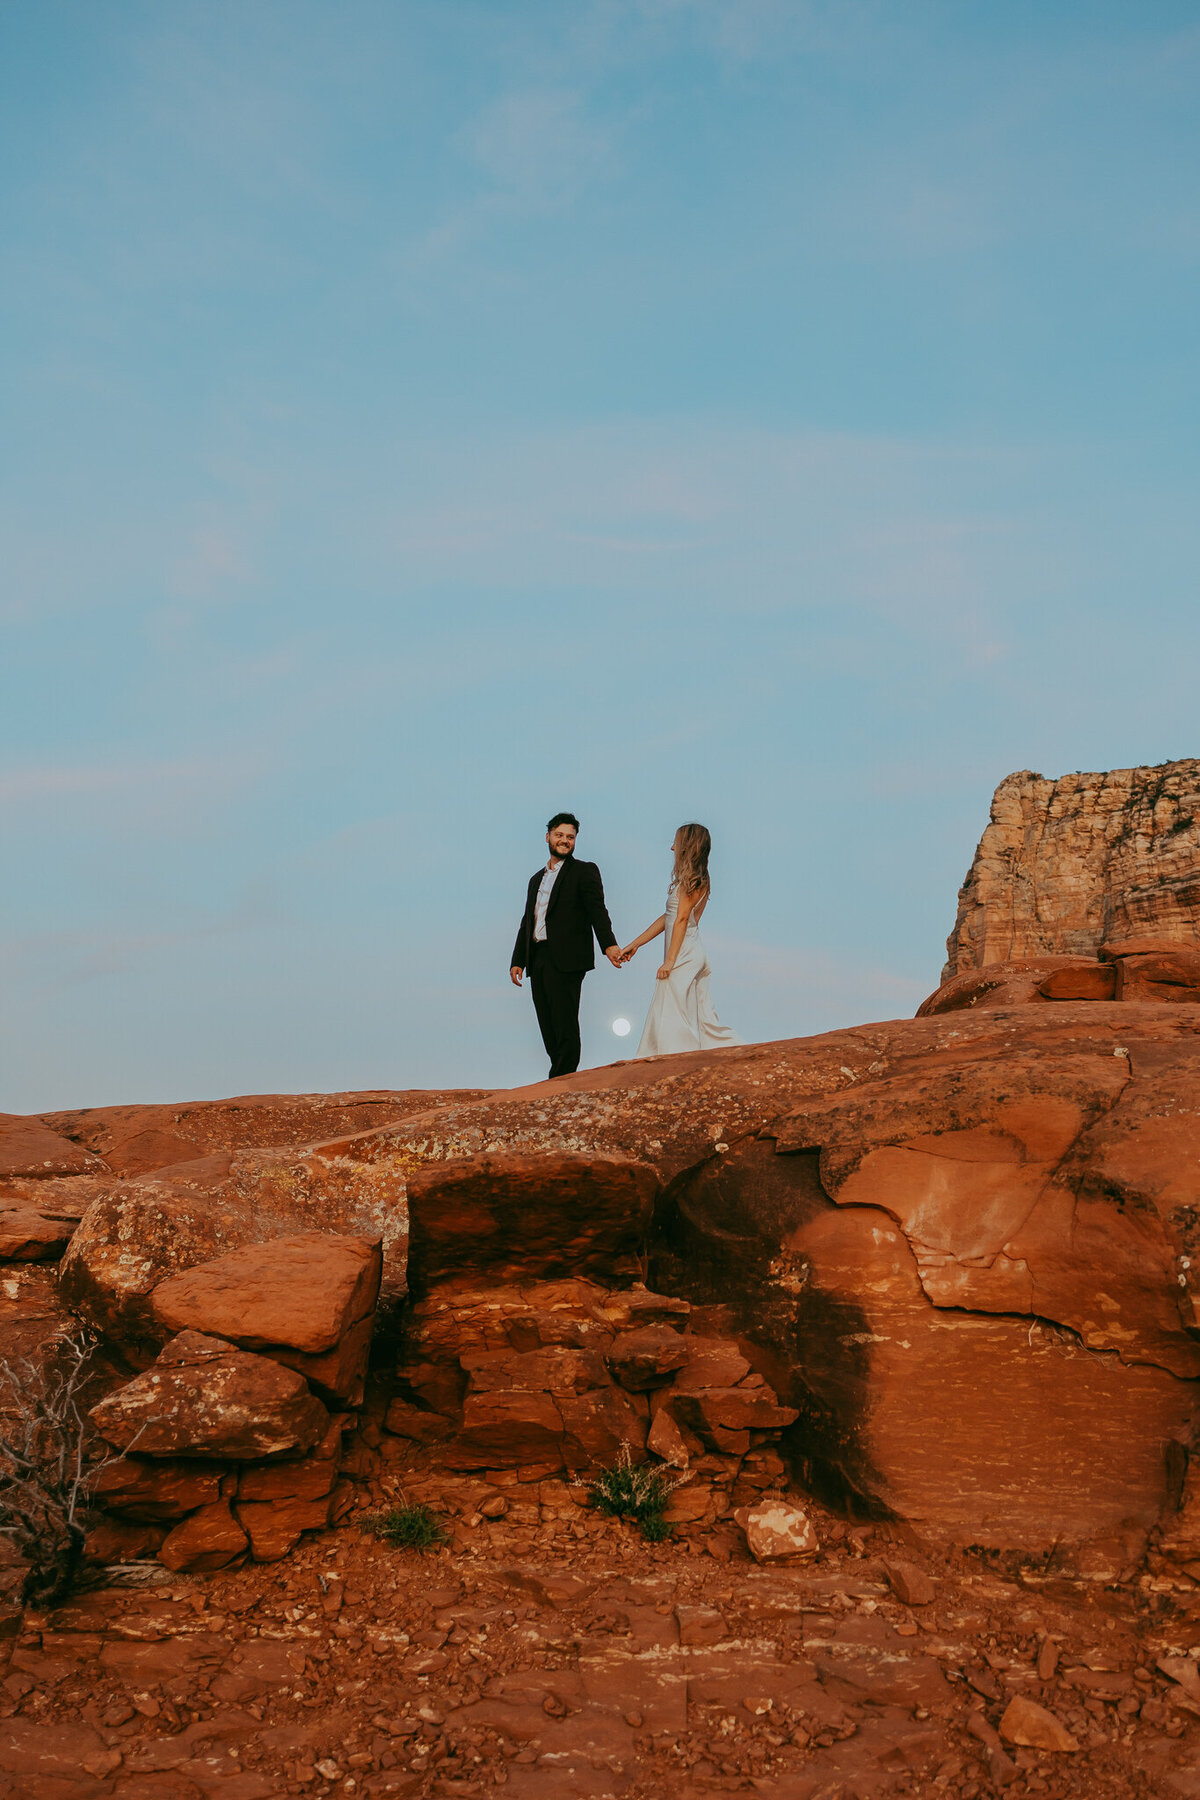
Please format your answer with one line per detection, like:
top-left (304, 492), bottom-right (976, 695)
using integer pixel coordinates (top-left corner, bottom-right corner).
top-left (3, 0), bottom-right (1199, 1110)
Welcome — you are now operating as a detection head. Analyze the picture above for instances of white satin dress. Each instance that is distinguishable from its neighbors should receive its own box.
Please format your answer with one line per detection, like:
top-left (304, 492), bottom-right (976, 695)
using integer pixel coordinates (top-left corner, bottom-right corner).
top-left (635, 885), bottom-right (744, 1057)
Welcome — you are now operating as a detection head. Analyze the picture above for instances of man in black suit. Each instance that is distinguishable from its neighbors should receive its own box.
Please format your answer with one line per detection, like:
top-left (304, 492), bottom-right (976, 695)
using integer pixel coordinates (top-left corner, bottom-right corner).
top-left (510, 812), bottom-right (621, 1078)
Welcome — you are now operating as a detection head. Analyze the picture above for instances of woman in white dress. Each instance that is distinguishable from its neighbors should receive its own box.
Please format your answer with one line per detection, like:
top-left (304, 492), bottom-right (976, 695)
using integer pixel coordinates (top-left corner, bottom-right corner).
top-left (619, 823), bottom-right (744, 1057)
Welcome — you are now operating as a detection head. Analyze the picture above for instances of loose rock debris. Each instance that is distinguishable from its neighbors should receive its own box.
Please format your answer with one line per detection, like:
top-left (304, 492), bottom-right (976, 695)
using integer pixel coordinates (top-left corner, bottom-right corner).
top-left (1, 1488), bottom-right (1196, 1800)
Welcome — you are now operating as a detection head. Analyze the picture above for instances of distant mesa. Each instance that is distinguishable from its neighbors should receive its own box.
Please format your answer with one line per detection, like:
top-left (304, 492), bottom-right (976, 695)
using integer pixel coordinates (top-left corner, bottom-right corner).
top-left (919, 758), bottom-right (1200, 1015)
top-left (944, 758), bottom-right (1200, 973)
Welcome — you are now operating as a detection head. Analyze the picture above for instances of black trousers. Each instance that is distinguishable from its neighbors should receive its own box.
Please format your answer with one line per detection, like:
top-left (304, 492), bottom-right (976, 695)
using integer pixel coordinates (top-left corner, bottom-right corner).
top-left (529, 942), bottom-right (585, 1077)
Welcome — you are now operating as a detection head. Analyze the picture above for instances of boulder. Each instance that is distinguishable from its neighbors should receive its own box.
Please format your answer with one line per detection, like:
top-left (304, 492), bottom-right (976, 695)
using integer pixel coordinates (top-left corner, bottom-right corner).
top-left (89, 1330), bottom-right (328, 1460)
top-left (236, 1489), bottom-right (341, 1561)
top-left (1157, 1656), bottom-right (1200, 1708)
top-left (923, 941), bottom-right (1200, 1015)
top-left (646, 1405), bottom-right (701, 1466)
top-left (882, 1560), bottom-right (936, 1606)
top-left (460, 1347), bottom-right (609, 1396)
top-left (734, 1500), bottom-right (818, 1562)
top-left (559, 1387), bottom-right (649, 1469)
top-left (149, 1230), bottom-right (380, 1352)
top-left (383, 1396), bottom-right (454, 1444)
top-left (606, 1325), bottom-right (692, 1390)
top-left (157, 1498), bottom-right (248, 1573)
top-left (998, 1695), bottom-right (1079, 1752)
top-left (596, 1286), bottom-right (691, 1331)
top-left (59, 1141), bottom-right (406, 1356)
top-left (1108, 940), bottom-right (1200, 1003)
top-left (150, 1232), bottom-right (382, 1404)
top-left (670, 1384), bottom-right (796, 1456)
top-left (672, 1339), bottom-right (752, 1388)
top-left (59, 1174), bottom-right (253, 1356)
top-left (917, 956), bottom-right (1116, 1017)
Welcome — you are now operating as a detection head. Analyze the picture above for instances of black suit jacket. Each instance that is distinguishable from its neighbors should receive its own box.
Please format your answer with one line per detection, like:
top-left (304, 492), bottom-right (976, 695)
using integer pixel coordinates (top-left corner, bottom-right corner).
top-left (511, 856), bottom-right (617, 974)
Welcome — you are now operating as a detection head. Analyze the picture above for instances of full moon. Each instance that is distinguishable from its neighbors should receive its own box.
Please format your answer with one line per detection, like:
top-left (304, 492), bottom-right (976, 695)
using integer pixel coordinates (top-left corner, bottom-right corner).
top-left (612, 1017), bottom-right (632, 1037)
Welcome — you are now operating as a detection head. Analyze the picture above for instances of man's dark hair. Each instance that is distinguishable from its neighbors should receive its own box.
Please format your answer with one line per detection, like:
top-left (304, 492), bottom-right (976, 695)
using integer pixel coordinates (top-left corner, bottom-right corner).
top-left (547, 812), bottom-right (580, 833)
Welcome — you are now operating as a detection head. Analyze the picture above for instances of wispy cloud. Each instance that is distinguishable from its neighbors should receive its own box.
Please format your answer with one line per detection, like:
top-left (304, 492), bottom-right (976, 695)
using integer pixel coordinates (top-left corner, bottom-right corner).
top-left (2, 897), bottom-right (279, 994)
top-left (0, 752), bottom-right (265, 810)
top-left (465, 88), bottom-right (615, 211)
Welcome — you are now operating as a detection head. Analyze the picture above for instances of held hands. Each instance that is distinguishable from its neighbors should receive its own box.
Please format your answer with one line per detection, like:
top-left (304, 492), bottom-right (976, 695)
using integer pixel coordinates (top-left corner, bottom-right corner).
top-left (604, 946), bottom-right (623, 970)
top-left (617, 943), bottom-right (638, 964)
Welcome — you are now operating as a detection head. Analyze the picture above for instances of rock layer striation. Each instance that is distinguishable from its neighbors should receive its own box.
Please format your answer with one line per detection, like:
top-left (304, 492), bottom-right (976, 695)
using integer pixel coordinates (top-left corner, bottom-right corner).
top-left (944, 761), bottom-right (1200, 977)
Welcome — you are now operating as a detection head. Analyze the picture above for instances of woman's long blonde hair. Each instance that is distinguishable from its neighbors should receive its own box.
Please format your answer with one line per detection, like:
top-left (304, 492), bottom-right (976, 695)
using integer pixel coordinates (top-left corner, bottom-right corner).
top-left (673, 822), bottom-right (711, 898)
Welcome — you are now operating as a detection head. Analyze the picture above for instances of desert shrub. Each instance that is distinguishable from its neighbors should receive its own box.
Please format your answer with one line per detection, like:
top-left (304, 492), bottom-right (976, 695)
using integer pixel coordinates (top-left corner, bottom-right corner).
top-left (365, 1499), bottom-right (448, 1552)
top-left (586, 1442), bottom-right (685, 1542)
top-left (0, 1336), bottom-right (115, 1607)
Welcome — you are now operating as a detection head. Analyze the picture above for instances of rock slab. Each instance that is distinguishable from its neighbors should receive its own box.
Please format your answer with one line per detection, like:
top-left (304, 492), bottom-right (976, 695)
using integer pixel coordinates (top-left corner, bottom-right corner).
top-left (90, 1330), bottom-right (328, 1460)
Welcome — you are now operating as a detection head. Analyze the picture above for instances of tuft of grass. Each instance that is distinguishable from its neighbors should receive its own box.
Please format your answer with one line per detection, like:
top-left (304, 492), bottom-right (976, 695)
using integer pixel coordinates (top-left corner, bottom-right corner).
top-left (364, 1500), bottom-right (448, 1553)
top-left (585, 1443), bottom-right (686, 1543)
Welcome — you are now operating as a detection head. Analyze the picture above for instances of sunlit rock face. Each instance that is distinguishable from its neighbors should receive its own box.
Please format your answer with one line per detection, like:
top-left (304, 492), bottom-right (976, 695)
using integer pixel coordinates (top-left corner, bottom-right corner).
top-left (361, 1005), bottom-right (1200, 1550)
top-left (36, 1003), bottom-right (1200, 1554)
top-left (943, 760), bottom-right (1200, 978)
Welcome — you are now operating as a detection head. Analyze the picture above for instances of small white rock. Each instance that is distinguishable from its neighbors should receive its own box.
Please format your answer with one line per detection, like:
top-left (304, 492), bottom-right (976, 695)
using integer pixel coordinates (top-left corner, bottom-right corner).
top-left (734, 1498), bottom-right (818, 1562)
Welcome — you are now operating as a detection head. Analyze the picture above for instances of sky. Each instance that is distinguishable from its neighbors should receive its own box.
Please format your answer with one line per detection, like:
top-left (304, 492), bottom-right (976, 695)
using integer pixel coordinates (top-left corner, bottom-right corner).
top-left (3, 0), bottom-right (1200, 1112)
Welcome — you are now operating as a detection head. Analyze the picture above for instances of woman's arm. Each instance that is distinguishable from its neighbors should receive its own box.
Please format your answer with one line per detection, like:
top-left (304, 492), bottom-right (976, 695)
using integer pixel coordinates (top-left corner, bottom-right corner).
top-left (619, 915), bottom-right (665, 962)
top-left (658, 886), bottom-right (698, 978)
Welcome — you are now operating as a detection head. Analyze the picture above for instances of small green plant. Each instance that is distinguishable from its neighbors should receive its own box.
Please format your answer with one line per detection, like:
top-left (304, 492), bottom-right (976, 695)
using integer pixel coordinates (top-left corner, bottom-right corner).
top-left (365, 1499), bottom-right (448, 1553)
top-left (586, 1443), bottom-right (686, 1542)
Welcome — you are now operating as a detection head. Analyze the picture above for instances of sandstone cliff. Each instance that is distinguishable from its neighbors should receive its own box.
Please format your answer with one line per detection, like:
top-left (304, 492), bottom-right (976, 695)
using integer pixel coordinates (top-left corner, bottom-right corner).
top-left (944, 760), bottom-right (1200, 977)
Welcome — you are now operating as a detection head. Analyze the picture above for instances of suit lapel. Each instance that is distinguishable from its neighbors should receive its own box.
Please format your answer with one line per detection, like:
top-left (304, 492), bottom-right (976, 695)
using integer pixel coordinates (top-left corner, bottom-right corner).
top-left (545, 857), bottom-right (572, 921)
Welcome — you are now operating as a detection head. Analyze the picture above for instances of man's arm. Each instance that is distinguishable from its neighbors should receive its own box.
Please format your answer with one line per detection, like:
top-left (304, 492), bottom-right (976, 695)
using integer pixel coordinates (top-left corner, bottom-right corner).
top-left (578, 862), bottom-right (620, 964)
top-left (511, 878), bottom-right (534, 984)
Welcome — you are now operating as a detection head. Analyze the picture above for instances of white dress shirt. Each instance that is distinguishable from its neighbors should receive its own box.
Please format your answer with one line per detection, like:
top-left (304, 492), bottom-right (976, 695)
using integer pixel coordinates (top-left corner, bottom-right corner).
top-left (533, 859), bottom-right (564, 941)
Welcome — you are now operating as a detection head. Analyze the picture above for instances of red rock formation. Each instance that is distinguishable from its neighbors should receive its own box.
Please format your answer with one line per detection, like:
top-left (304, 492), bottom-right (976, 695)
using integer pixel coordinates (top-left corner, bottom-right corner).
top-left (58, 1142), bottom-right (407, 1355)
top-left (361, 1005), bottom-right (1200, 1550)
top-left (944, 760), bottom-right (1200, 976)
top-left (0, 1114), bottom-right (105, 1179)
top-left (399, 1151), bottom-right (658, 1294)
top-left (157, 1498), bottom-right (248, 1573)
top-left (918, 940), bottom-right (1200, 1015)
top-left (89, 1329), bottom-right (329, 1460)
top-left (37, 1088), bottom-right (488, 1176)
top-left (7, 1012), bottom-right (1200, 1571)
top-left (150, 1232), bottom-right (382, 1404)
top-left (0, 1205), bottom-right (81, 1260)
